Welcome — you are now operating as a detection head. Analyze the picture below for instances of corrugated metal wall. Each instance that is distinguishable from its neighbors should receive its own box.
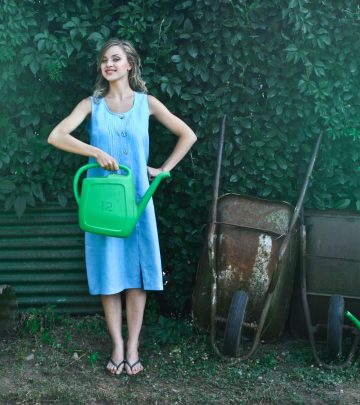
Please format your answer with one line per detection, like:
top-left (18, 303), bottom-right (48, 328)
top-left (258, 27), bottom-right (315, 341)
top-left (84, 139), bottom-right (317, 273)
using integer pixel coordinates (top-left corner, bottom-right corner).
top-left (0, 202), bottom-right (102, 314)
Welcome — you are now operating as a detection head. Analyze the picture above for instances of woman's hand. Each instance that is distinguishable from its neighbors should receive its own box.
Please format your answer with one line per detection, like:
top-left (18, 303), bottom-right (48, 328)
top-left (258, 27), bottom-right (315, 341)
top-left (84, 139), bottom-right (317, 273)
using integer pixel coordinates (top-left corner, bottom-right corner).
top-left (95, 149), bottom-right (119, 171)
top-left (147, 166), bottom-right (166, 180)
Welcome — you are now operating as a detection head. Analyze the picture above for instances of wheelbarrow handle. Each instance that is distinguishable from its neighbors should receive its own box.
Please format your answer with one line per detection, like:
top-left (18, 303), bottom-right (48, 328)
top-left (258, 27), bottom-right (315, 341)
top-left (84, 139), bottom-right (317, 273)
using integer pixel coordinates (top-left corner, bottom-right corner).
top-left (278, 131), bottom-right (323, 263)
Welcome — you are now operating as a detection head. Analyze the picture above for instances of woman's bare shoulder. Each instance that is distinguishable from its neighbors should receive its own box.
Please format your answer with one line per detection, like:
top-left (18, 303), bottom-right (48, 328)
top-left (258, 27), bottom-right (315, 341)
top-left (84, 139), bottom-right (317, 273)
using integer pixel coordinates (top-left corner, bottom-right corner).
top-left (147, 94), bottom-right (168, 115)
top-left (73, 97), bottom-right (92, 115)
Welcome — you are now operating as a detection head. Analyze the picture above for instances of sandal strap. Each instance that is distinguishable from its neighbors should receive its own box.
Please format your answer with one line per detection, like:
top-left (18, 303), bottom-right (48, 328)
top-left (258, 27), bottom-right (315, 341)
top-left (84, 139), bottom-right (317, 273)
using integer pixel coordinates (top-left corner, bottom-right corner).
top-left (108, 358), bottom-right (125, 370)
top-left (126, 359), bottom-right (141, 370)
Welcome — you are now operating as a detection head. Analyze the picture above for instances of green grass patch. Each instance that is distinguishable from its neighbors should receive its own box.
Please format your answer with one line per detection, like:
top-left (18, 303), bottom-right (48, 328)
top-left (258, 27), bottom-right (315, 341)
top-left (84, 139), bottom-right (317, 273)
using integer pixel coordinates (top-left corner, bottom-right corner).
top-left (0, 311), bottom-right (359, 404)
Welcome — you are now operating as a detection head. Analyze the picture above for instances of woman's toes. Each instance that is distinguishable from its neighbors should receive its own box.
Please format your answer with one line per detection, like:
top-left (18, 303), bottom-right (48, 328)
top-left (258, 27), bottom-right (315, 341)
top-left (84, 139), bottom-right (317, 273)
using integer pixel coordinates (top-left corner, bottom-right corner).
top-left (125, 359), bottom-right (143, 375)
top-left (106, 356), bottom-right (124, 375)
top-left (125, 361), bottom-right (133, 375)
top-left (132, 362), bottom-right (143, 375)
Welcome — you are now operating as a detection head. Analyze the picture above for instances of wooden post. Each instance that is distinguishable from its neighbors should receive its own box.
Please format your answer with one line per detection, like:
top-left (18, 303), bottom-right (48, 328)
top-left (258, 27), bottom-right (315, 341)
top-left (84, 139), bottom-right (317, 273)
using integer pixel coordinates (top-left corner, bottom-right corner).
top-left (0, 285), bottom-right (18, 333)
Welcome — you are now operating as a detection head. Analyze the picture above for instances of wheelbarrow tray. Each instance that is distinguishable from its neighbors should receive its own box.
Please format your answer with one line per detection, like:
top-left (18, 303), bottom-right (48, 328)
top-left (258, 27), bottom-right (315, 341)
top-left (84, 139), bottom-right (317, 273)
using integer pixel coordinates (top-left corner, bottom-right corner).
top-left (193, 193), bottom-right (299, 340)
top-left (290, 209), bottom-right (360, 339)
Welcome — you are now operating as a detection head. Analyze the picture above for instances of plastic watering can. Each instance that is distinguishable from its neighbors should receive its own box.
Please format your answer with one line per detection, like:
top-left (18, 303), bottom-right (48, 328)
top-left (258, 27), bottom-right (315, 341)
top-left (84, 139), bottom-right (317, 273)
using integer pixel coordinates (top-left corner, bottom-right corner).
top-left (73, 163), bottom-right (170, 237)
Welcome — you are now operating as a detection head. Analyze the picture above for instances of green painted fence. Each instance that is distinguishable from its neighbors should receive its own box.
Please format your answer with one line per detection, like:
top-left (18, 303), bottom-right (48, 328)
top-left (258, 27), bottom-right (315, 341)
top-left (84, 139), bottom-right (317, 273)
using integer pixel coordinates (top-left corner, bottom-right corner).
top-left (0, 202), bottom-right (101, 313)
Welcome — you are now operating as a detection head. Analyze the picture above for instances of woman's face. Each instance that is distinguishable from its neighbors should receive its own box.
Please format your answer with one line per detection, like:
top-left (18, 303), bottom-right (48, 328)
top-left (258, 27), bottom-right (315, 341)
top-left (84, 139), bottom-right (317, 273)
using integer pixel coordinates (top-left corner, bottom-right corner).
top-left (100, 45), bottom-right (131, 81)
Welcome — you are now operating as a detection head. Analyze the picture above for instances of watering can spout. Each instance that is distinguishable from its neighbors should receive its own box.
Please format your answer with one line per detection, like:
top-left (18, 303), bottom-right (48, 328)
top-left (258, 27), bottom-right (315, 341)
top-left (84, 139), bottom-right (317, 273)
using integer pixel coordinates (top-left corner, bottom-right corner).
top-left (137, 171), bottom-right (171, 219)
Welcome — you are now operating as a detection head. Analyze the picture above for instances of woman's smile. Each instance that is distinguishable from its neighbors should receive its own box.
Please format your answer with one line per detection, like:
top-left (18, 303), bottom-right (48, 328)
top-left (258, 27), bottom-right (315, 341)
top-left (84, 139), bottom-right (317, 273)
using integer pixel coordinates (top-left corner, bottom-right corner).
top-left (101, 45), bottom-right (131, 80)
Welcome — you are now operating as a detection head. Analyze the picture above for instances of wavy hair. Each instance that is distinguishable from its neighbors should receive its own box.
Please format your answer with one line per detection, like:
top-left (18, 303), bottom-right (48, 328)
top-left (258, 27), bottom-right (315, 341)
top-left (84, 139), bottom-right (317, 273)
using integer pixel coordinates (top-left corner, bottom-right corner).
top-left (93, 38), bottom-right (147, 100)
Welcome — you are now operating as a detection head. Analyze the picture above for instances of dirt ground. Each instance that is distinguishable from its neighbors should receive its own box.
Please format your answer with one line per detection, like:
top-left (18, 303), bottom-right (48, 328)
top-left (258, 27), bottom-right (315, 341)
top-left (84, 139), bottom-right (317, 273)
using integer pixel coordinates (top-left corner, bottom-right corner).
top-left (0, 314), bottom-right (359, 405)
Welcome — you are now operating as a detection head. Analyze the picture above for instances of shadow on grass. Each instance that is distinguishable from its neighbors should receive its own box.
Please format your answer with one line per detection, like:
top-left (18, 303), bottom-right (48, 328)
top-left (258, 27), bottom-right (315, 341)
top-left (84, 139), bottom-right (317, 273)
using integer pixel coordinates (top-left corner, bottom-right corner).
top-left (0, 309), bottom-right (359, 405)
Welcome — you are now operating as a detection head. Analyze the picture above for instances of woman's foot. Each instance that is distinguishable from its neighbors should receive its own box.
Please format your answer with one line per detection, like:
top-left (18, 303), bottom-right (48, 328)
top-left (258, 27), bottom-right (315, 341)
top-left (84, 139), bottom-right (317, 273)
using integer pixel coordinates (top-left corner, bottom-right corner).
top-left (105, 343), bottom-right (125, 376)
top-left (125, 346), bottom-right (144, 376)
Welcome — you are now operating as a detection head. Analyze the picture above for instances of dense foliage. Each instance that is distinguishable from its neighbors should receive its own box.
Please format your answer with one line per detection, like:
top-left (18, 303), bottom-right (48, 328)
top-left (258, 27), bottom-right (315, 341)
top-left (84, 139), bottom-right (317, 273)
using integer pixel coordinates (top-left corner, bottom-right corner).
top-left (1, 0), bottom-right (360, 313)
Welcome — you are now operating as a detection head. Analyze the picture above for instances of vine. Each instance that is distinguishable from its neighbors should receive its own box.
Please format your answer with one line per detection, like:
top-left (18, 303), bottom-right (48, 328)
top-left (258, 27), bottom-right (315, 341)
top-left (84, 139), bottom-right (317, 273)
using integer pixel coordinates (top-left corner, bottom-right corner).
top-left (1, 0), bottom-right (359, 313)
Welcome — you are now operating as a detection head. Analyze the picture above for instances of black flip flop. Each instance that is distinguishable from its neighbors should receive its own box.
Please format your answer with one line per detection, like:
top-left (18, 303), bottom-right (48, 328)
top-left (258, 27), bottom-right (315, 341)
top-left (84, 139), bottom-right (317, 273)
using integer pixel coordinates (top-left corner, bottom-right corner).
top-left (105, 358), bottom-right (125, 376)
top-left (125, 359), bottom-right (144, 376)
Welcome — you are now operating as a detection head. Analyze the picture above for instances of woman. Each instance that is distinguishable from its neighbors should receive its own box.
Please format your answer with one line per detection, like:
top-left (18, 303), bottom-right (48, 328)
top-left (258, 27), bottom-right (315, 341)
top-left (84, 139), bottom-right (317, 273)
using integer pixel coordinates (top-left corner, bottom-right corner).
top-left (48, 38), bottom-right (197, 376)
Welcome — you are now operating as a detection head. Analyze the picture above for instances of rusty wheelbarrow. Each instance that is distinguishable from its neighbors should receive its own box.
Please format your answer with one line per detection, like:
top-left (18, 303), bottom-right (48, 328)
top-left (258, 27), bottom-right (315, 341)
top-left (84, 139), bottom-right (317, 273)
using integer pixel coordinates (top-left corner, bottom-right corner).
top-left (290, 209), bottom-right (360, 368)
top-left (192, 116), bottom-right (323, 358)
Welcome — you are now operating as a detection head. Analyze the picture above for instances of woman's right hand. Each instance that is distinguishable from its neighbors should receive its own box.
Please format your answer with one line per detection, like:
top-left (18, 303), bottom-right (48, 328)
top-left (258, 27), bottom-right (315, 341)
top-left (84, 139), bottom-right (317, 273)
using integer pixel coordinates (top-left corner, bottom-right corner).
top-left (95, 149), bottom-right (119, 171)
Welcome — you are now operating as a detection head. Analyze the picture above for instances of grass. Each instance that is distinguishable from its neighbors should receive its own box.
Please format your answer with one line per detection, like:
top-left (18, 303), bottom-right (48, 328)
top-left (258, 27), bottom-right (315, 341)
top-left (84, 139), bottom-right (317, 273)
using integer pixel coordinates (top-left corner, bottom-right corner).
top-left (0, 308), bottom-right (359, 404)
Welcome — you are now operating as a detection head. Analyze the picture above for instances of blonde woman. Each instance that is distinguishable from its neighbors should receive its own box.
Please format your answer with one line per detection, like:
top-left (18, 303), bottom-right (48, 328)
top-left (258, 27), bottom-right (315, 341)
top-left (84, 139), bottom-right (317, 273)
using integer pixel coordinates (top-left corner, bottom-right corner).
top-left (48, 38), bottom-right (197, 376)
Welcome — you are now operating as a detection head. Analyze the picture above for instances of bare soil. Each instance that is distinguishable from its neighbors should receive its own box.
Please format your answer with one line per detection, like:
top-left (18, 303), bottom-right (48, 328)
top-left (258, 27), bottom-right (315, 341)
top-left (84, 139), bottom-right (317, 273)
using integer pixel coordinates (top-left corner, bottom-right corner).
top-left (0, 314), bottom-right (359, 405)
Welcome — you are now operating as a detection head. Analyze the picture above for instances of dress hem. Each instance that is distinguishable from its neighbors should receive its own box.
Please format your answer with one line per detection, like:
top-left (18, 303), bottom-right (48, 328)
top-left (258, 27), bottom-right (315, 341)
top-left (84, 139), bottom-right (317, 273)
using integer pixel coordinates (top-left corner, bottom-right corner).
top-left (89, 287), bottom-right (164, 296)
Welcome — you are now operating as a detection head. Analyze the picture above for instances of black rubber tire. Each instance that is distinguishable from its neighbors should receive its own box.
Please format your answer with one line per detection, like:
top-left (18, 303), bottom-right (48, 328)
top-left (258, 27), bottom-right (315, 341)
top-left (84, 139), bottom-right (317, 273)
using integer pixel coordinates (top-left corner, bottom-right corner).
top-left (223, 290), bottom-right (249, 356)
top-left (327, 295), bottom-right (344, 359)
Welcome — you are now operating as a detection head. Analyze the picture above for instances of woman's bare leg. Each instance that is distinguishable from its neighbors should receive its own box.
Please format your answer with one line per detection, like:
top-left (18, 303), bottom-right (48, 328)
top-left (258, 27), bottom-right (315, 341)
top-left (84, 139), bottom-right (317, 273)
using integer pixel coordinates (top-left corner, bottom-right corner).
top-left (125, 288), bottom-right (146, 375)
top-left (101, 293), bottom-right (124, 375)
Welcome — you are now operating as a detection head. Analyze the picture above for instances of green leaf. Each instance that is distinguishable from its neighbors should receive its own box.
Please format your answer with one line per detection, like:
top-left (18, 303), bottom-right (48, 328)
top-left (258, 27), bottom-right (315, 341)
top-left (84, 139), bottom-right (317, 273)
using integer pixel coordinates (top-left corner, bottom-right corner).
top-left (88, 32), bottom-right (103, 42)
top-left (187, 44), bottom-right (198, 58)
top-left (276, 104), bottom-right (283, 115)
top-left (276, 156), bottom-right (287, 170)
top-left (285, 44), bottom-right (297, 52)
top-left (333, 199), bottom-right (351, 209)
top-left (259, 187), bottom-right (272, 197)
top-left (241, 119), bottom-right (251, 129)
top-left (65, 41), bottom-right (74, 58)
top-left (174, 1), bottom-right (192, 10)
top-left (29, 59), bottom-right (40, 75)
top-left (15, 196), bottom-right (27, 218)
top-left (63, 21), bottom-right (76, 29)
top-left (31, 182), bottom-right (45, 201)
top-left (171, 55), bottom-right (182, 63)
top-left (183, 18), bottom-right (193, 33)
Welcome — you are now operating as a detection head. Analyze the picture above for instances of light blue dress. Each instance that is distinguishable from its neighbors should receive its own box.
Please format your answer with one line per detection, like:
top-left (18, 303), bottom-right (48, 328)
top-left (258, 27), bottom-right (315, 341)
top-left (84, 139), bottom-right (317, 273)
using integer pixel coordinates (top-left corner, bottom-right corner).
top-left (85, 92), bottom-right (163, 295)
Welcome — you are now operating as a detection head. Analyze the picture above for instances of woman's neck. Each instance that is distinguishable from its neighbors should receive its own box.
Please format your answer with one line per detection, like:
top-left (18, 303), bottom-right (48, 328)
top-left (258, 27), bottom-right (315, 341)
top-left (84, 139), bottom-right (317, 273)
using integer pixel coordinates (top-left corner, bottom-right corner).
top-left (107, 80), bottom-right (133, 100)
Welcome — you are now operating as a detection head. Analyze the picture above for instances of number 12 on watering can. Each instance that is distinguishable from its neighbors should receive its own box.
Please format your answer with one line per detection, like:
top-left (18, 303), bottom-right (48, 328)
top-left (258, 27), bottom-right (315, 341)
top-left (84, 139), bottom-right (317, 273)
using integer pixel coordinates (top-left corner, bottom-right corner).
top-left (73, 163), bottom-right (170, 238)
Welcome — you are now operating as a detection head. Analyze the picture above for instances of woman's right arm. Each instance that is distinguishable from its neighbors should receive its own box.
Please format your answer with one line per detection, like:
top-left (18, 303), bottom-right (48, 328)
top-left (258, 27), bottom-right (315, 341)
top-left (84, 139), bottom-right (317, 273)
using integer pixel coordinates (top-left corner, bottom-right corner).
top-left (48, 98), bottom-right (119, 171)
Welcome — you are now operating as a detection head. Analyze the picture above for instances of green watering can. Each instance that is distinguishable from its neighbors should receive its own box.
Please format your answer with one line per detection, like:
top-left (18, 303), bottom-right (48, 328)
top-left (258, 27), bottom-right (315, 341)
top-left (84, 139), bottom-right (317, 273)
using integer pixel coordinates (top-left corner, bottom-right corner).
top-left (73, 163), bottom-right (170, 237)
top-left (345, 310), bottom-right (360, 331)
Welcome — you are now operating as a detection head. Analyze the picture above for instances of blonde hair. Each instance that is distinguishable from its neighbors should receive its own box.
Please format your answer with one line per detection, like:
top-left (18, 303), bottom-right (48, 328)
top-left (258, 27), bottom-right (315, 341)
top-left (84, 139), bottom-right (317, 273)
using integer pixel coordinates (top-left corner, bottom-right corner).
top-left (93, 38), bottom-right (147, 99)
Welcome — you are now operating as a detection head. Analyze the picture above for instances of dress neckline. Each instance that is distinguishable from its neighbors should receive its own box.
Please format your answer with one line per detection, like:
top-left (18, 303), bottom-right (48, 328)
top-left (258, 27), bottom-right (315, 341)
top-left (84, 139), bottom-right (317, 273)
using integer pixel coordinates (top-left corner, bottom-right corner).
top-left (103, 92), bottom-right (137, 116)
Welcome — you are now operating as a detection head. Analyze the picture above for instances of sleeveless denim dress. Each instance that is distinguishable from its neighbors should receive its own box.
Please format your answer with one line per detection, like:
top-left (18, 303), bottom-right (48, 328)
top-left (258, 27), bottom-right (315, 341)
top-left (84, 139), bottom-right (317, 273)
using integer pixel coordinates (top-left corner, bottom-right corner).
top-left (85, 92), bottom-right (163, 295)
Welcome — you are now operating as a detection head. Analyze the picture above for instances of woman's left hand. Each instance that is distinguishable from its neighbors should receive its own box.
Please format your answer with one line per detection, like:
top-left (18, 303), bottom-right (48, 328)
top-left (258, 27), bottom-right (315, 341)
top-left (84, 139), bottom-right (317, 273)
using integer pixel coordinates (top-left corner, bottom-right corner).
top-left (147, 166), bottom-right (166, 180)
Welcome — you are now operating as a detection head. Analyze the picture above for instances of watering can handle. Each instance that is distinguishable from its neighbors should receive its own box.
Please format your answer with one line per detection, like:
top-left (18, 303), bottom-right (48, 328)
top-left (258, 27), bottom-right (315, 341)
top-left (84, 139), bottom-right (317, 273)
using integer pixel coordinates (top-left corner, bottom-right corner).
top-left (73, 163), bottom-right (131, 205)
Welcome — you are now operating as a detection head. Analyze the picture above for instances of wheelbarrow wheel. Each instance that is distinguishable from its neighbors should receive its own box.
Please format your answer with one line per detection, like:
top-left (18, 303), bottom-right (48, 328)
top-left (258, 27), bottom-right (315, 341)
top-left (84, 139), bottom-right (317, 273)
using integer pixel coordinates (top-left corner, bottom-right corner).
top-left (223, 290), bottom-right (249, 356)
top-left (327, 295), bottom-right (344, 359)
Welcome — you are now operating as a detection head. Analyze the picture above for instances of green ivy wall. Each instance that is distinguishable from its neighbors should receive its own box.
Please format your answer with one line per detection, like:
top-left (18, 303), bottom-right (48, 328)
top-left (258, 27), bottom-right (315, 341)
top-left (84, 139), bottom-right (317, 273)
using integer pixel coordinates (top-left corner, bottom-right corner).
top-left (1, 0), bottom-right (359, 313)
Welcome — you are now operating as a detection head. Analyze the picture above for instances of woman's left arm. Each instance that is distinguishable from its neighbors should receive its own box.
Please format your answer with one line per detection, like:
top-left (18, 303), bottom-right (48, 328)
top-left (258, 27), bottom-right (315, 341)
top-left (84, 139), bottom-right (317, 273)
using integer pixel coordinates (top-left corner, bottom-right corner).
top-left (148, 95), bottom-right (197, 177)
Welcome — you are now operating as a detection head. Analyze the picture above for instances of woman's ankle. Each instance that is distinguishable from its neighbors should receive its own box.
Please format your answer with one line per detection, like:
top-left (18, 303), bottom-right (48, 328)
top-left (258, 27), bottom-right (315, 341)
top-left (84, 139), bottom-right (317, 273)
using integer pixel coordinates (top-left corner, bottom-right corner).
top-left (126, 340), bottom-right (139, 354)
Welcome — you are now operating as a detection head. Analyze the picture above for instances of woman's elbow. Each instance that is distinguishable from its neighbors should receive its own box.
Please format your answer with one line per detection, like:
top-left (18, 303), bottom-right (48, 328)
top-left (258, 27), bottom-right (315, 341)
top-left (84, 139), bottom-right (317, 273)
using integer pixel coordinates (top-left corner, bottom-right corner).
top-left (189, 131), bottom-right (197, 145)
top-left (47, 129), bottom-right (60, 146)
top-left (47, 133), bottom-right (54, 145)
